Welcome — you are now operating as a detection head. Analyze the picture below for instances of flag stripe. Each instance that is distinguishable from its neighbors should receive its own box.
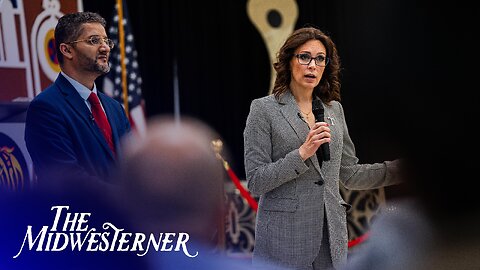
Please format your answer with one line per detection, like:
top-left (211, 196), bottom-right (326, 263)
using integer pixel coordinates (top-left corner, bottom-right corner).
top-left (102, 0), bottom-right (147, 138)
top-left (116, 0), bottom-right (129, 114)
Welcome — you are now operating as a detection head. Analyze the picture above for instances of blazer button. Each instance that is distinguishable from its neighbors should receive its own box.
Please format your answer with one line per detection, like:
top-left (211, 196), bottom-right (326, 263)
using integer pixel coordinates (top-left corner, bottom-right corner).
top-left (295, 169), bottom-right (300, 175)
top-left (314, 180), bottom-right (324, 185)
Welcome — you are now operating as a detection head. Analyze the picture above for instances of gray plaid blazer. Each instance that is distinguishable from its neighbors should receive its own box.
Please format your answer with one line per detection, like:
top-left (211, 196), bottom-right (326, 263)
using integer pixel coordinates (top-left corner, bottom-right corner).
top-left (244, 91), bottom-right (400, 269)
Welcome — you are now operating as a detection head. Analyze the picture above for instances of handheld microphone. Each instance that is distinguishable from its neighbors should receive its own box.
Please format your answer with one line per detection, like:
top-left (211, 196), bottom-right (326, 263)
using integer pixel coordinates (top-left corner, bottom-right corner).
top-left (312, 100), bottom-right (330, 161)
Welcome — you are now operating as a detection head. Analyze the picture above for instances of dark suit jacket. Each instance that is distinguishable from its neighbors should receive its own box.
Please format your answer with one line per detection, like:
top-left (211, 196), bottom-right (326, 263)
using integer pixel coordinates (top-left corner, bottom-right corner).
top-left (25, 74), bottom-right (131, 183)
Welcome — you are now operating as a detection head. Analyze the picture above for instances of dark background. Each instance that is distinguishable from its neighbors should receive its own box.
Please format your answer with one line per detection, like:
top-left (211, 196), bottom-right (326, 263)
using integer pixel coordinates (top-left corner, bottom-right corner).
top-left (82, 0), bottom-right (473, 188)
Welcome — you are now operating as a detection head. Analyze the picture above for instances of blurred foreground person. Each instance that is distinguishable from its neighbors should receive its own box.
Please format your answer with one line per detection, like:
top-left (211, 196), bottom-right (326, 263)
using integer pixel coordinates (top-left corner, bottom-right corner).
top-left (118, 116), bottom-right (285, 270)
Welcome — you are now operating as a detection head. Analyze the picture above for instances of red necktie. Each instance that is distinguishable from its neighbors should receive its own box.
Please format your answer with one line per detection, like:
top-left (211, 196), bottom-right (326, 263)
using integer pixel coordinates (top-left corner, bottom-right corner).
top-left (88, 92), bottom-right (115, 155)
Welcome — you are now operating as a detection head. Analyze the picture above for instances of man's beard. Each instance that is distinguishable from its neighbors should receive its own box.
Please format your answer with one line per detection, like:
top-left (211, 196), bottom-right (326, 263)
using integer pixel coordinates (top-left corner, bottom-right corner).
top-left (94, 60), bottom-right (110, 74)
top-left (79, 52), bottom-right (110, 75)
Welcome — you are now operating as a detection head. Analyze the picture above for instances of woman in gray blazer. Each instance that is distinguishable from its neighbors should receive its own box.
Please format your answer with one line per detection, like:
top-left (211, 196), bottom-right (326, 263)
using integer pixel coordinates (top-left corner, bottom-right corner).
top-left (244, 27), bottom-right (401, 270)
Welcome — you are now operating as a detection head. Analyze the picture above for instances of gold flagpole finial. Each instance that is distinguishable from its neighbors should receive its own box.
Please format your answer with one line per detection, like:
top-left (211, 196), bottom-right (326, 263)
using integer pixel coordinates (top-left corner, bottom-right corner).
top-left (211, 139), bottom-right (229, 169)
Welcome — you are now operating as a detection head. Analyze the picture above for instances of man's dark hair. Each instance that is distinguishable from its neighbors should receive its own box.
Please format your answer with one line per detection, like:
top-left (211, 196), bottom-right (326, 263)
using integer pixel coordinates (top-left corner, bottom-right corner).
top-left (54, 12), bottom-right (106, 64)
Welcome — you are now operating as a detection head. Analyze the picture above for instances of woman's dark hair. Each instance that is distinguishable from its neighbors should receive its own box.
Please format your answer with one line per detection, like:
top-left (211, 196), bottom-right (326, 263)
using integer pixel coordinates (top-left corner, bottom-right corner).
top-left (272, 27), bottom-right (341, 103)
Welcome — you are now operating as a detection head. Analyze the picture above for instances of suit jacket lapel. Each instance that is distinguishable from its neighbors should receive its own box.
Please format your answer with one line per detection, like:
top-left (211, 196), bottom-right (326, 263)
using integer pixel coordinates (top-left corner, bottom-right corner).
top-left (56, 74), bottom-right (91, 123)
top-left (278, 91), bottom-right (322, 175)
top-left (55, 74), bottom-right (114, 160)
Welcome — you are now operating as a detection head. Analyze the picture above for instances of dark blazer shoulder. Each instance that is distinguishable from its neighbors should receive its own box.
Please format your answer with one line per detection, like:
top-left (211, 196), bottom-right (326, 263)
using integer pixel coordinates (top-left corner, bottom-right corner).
top-left (31, 82), bottom-right (61, 102)
top-left (29, 74), bottom-right (77, 105)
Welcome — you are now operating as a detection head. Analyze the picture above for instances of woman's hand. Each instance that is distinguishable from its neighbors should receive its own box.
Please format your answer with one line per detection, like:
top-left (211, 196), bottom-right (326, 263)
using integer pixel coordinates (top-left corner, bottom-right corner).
top-left (299, 122), bottom-right (331, 161)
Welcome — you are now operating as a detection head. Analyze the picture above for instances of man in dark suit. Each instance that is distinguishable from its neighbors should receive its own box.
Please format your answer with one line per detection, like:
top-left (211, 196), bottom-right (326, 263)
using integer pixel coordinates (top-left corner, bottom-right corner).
top-left (25, 12), bottom-right (130, 184)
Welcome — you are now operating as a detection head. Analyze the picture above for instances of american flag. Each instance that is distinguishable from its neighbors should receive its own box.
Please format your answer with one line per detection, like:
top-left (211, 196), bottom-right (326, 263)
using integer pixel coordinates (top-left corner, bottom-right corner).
top-left (102, 0), bottom-right (146, 138)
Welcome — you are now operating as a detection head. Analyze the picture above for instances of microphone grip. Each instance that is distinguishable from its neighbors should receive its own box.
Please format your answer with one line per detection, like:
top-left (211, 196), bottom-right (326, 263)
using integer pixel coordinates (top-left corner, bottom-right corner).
top-left (315, 113), bottom-right (330, 161)
top-left (312, 100), bottom-right (330, 162)
top-left (320, 141), bottom-right (330, 161)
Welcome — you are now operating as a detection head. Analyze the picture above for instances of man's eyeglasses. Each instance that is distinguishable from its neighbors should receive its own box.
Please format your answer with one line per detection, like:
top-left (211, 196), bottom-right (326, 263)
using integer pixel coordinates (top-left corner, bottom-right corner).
top-left (66, 36), bottom-right (114, 49)
top-left (295, 53), bottom-right (329, 67)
